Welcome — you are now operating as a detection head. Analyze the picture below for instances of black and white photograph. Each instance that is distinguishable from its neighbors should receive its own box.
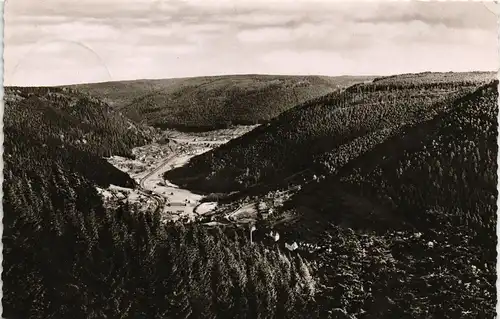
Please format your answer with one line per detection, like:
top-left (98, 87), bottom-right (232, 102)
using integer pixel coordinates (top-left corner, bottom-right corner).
top-left (2, 0), bottom-right (499, 318)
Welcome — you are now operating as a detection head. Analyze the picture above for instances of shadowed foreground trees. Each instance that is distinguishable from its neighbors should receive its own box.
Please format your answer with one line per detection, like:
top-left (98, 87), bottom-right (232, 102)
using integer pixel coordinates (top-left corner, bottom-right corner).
top-left (285, 81), bottom-right (498, 318)
top-left (3, 87), bottom-right (316, 318)
top-left (3, 147), bottom-right (317, 318)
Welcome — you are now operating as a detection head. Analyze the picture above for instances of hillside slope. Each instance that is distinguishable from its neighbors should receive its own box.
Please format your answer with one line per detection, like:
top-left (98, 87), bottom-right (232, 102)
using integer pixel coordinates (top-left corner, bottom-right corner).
top-left (3, 87), bottom-right (318, 319)
top-left (5, 86), bottom-right (156, 158)
top-left (70, 74), bottom-right (374, 130)
top-left (291, 80), bottom-right (498, 232)
top-left (165, 72), bottom-right (495, 193)
top-left (283, 80), bottom-right (498, 318)
top-left (3, 86), bottom-right (151, 315)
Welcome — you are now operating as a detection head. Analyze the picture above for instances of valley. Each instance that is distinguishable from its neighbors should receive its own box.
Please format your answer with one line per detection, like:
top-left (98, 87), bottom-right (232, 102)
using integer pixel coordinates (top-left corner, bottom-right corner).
top-left (4, 71), bottom-right (498, 319)
top-left (102, 125), bottom-right (259, 223)
top-left (4, 1), bottom-right (498, 317)
top-left (99, 122), bottom-right (305, 230)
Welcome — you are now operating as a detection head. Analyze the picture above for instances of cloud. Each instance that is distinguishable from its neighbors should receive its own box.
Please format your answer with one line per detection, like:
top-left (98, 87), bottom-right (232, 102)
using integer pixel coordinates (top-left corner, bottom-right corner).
top-left (353, 2), bottom-right (497, 30)
top-left (4, 0), bottom-right (498, 86)
top-left (237, 27), bottom-right (293, 43)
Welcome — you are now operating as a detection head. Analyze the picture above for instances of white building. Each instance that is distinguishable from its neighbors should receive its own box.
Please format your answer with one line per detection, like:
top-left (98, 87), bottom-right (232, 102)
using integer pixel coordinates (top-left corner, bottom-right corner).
top-left (285, 242), bottom-right (298, 251)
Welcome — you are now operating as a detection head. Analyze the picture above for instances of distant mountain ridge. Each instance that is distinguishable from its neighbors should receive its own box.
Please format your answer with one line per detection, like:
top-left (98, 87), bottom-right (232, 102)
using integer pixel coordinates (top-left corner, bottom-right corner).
top-left (68, 74), bottom-right (375, 131)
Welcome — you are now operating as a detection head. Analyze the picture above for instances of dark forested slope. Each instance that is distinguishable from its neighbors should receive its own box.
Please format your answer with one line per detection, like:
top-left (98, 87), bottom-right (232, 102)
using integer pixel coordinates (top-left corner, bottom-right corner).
top-left (5, 86), bottom-right (155, 157)
top-left (292, 80), bottom-right (498, 232)
top-left (2, 87), bottom-right (319, 318)
top-left (4, 86), bottom-right (160, 189)
top-left (166, 72), bottom-right (495, 193)
top-left (278, 80), bottom-right (498, 318)
top-left (71, 74), bottom-right (373, 130)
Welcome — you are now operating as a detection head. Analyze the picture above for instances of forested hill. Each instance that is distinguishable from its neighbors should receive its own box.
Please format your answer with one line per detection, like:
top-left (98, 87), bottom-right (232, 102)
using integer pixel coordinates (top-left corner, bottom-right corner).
top-left (3, 86), bottom-right (150, 316)
top-left (4, 86), bottom-right (160, 189)
top-left (165, 72), bottom-right (495, 193)
top-left (70, 74), bottom-right (374, 131)
top-left (3, 86), bottom-right (320, 318)
top-left (5, 86), bottom-right (156, 158)
top-left (372, 71), bottom-right (494, 85)
top-left (291, 80), bottom-right (498, 233)
top-left (279, 80), bottom-right (498, 318)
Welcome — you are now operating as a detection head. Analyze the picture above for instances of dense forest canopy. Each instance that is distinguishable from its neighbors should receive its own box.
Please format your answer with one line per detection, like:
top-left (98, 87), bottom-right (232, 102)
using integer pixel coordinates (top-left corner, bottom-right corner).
top-left (70, 74), bottom-right (374, 131)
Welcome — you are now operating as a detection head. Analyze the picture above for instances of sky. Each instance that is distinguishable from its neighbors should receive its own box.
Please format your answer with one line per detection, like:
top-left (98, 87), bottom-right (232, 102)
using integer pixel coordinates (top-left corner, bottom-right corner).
top-left (4, 0), bottom-right (499, 86)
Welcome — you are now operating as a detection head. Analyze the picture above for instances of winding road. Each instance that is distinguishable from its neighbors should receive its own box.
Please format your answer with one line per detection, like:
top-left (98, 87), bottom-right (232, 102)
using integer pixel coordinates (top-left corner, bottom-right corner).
top-left (136, 145), bottom-right (210, 219)
top-left (129, 133), bottom-right (253, 220)
top-left (137, 154), bottom-right (176, 214)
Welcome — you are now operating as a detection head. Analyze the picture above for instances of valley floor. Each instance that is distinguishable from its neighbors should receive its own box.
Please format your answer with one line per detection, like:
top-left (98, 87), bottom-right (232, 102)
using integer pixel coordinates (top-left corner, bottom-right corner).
top-left (100, 125), bottom-right (258, 223)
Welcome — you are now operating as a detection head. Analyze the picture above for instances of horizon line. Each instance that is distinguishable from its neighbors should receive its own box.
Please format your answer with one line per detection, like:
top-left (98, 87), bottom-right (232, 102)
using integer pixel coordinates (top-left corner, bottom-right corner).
top-left (5, 70), bottom-right (497, 88)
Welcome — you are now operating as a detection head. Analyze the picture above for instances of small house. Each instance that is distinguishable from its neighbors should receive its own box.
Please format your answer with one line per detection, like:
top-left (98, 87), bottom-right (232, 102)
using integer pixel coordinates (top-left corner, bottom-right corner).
top-left (285, 242), bottom-right (298, 251)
